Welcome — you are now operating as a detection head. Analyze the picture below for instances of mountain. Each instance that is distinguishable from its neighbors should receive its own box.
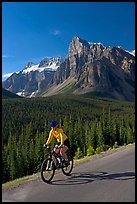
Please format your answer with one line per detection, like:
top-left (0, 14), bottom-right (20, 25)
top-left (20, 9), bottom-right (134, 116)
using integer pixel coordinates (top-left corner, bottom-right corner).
top-left (2, 36), bottom-right (135, 101)
top-left (2, 88), bottom-right (22, 99)
top-left (2, 57), bottom-right (64, 97)
top-left (40, 36), bottom-right (135, 101)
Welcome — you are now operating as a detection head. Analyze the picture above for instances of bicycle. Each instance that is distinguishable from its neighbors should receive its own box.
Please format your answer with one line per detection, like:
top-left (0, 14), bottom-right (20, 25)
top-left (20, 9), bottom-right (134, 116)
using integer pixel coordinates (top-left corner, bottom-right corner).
top-left (41, 144), bottom-right (73, 183)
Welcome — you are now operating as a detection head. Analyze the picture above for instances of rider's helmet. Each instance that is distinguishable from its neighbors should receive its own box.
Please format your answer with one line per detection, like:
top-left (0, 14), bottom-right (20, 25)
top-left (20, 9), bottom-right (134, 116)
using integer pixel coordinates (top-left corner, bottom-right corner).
top-left (50, 120), bottom-right (59, 128)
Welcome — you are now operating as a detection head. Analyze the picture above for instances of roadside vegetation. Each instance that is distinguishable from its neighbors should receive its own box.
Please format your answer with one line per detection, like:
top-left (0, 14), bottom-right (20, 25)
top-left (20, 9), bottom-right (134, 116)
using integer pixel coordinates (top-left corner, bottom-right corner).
top-left (2, 143), bottom-right (135, 190)
top-left (2, 95), bottom-right (135, 183)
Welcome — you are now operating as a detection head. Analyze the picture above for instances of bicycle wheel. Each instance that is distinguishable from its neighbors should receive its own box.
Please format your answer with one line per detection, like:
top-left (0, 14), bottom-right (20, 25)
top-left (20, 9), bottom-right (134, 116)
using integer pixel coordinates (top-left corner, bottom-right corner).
top-left (62, 154), bottom-right (73, 176)
top-left (41, 158), bottom-right (55, 183)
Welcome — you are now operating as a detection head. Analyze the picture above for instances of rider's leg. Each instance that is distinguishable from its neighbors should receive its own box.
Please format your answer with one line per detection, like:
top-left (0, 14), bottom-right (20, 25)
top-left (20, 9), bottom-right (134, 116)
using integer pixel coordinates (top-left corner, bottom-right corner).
top-left (54, 146), bottom-right (60, 154)
top-left (60, 145), bottom-right (68, 160)
top-left (53, 146), bottom-right (60, 166)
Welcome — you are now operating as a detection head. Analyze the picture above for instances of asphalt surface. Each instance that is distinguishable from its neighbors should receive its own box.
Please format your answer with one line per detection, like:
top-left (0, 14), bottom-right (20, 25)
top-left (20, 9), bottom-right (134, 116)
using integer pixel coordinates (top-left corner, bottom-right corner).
top-left (2, 144), bottom-right (135, 202)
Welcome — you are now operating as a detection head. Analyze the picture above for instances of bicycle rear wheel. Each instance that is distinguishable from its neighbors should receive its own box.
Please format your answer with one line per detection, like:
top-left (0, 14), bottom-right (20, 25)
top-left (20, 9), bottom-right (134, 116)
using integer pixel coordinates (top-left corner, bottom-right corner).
top-left (41, 158), bottom-right (55, 183)
top-left (62, 154), bottom-right (73, 176)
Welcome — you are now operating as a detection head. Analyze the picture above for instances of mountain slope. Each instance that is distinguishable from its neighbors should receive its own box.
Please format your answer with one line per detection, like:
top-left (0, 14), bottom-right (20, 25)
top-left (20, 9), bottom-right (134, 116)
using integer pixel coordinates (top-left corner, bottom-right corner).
top-left (2, 88), bottom-right (22, 99)
top-left (2, 57), bottom-right (64, 97)
top-left (2, 36), bottom-right (135, 101)
top-left (40, 36), bottom-right (135, 101)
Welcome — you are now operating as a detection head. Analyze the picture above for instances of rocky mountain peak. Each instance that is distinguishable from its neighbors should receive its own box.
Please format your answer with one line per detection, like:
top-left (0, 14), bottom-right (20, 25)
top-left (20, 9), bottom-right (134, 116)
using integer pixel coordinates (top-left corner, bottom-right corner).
top-left (25, 62), bottom-right (35, 68)
top-left (47, 36), bottom-right (135, 101)
top-left (38, 57), bottom-right (64, 68)
top-left (72, 35), bottom-right (89, 45)
top-left (68, 35), bottom-right (90, 57)
top-left (2, 36), bottom-right (135, 101)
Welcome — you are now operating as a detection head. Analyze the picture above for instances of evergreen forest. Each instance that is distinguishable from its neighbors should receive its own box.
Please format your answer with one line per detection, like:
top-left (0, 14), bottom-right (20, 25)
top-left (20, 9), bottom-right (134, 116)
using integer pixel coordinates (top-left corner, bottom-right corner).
top-left (2, 95), bottom-right (135, 183)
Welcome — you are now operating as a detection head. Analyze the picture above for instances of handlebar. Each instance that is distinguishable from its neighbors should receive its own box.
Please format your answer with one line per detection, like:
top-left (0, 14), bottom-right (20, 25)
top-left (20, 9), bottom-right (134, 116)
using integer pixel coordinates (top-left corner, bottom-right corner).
top-left (43, 144), bottom-right (60, 149)
top-left (43, 144), bottom-right (52, 149)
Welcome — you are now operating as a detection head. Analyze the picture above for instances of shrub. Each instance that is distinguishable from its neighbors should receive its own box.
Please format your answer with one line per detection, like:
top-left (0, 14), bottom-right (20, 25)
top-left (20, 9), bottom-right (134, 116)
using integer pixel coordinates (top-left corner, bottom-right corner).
top-left (74, 147), bottom-right (83, 159)
top-left (113, 141), bottom-right (118, 148)
top-left (95, 146), bottom-right (102, 154)
top-left (87, 146), bottom-right (95, 156)
top-left (102, 144), bottom-right (110, 151)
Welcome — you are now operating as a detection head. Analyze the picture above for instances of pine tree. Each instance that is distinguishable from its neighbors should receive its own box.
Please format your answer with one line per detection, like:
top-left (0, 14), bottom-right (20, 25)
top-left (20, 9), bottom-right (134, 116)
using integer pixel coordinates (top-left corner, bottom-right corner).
top-left (96, 120), bottom-right (104, 147)
top-left (34, 131), bottom-right (45, 172)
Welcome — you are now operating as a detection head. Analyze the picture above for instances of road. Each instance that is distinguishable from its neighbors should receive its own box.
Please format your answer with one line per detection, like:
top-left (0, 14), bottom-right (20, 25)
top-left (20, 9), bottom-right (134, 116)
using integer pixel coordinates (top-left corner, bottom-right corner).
top-left (2, 144), bottom-right (135, 202)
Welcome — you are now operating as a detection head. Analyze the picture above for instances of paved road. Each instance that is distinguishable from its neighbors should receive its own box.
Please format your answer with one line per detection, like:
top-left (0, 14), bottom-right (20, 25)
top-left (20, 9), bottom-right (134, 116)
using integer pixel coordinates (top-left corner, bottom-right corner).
top-left (2, 145), bottom-right (135, 202)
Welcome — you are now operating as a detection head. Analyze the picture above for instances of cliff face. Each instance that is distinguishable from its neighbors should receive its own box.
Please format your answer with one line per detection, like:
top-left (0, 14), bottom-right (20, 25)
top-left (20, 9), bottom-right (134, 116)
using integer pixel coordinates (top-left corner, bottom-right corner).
top-left (46, 36), bottom-right (135, 101)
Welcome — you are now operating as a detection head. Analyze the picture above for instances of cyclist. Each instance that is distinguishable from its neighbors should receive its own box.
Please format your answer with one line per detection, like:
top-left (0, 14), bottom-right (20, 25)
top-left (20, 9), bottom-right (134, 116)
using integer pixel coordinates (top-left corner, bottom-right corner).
top-left (44, 120), bottom-right (70, 164)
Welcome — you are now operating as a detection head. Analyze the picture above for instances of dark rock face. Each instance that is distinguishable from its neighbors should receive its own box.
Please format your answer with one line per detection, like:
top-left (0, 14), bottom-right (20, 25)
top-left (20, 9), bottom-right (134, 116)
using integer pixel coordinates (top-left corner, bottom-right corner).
top-left (49, 36), bottom-right (135, 101)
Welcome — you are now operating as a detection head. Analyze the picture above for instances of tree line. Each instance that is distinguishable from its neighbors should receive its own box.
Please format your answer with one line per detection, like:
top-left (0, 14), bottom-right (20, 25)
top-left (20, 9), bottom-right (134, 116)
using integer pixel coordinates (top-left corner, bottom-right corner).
top-left (2, 95), bottom-right (135, 183)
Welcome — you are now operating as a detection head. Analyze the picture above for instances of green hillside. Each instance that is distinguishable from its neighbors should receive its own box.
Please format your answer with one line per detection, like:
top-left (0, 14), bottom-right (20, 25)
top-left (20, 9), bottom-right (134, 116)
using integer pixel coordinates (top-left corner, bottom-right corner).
top-left (2, 94), bottom-right (135, 183)
top-left (2, 88), bottom-right (22, 99)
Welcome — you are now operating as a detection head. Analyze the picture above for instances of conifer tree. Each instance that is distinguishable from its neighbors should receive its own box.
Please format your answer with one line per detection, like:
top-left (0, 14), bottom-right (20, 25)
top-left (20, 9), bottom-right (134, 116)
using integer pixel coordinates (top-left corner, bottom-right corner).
top-left (96, 120), bottom-right (104, 147)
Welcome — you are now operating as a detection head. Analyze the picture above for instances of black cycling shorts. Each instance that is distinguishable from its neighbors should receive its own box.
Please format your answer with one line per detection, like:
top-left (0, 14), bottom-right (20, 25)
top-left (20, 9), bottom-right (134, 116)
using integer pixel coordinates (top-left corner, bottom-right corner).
top-left (64, 138), bottom-right (70, 148)
top-left (56, 138), bottom-right (70, 148)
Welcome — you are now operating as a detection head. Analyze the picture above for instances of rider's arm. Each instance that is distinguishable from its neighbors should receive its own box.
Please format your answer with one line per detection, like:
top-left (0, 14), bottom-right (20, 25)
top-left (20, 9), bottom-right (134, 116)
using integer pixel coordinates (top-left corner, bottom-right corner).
top-left (46, 130), bottom-right (53, 145)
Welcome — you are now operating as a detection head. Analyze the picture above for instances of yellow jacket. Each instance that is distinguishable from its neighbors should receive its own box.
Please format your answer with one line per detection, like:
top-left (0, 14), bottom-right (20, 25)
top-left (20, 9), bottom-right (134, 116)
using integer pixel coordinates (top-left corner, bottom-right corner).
top-left (46, 128), bottom-right (68, 145)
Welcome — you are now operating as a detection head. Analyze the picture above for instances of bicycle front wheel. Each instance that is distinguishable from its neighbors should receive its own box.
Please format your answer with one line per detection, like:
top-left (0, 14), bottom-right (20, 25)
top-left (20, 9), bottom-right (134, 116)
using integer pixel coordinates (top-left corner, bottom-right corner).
top-left (62, 154), bottom-right (73, 176)
top-left (41, 158), bottom-right (55, 183)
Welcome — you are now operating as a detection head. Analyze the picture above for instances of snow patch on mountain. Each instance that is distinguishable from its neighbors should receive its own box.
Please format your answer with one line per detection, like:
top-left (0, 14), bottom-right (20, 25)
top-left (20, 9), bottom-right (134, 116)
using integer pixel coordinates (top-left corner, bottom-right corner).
top-left (115, 46), bottom-right (135, 56)
top-left (88, 42), bottom-right (105, 47)
top-left (122, 49), bottom-right (135, 56)
top-left (22, 64), bottom-right (45, 74)
top-left (129, 50), bottom-right (135, 56)
top-left (22, 57), bottom-right (64, 74)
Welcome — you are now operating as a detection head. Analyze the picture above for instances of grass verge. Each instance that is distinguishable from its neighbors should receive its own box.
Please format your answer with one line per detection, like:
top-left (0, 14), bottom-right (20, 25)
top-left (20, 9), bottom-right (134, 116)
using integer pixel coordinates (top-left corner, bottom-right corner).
top-left (2, 143), bottom-right (135, 190)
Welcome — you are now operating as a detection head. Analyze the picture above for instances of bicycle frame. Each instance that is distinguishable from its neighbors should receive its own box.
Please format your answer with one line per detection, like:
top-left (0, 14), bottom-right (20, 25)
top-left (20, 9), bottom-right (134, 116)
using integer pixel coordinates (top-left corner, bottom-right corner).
top-left (41, 144), bottom-right (73, 183)
top-left (48, 146), bottom-right (64, 168)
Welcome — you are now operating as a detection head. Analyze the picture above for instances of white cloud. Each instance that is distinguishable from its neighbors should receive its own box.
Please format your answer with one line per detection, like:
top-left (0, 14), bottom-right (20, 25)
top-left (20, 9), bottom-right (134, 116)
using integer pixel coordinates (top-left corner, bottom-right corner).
top-left (2, 55), bottom-right (8, 58)
top-left (51, 29), bottom-right (61, 36)
top-left (2, 55), bottom-right (15, 58)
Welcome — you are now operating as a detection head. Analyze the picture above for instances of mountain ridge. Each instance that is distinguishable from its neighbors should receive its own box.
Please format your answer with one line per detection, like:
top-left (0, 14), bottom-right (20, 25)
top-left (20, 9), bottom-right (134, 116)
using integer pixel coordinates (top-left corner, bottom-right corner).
top-left (40, 36), bottom-right (135, 101)
top-left (2, 36), bottom-right (135, 101)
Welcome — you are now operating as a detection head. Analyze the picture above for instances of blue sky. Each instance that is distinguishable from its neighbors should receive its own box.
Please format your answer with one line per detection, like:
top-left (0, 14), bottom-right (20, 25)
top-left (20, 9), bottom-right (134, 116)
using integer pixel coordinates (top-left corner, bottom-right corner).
top-left (2, 2), bottom-right (135, 81)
